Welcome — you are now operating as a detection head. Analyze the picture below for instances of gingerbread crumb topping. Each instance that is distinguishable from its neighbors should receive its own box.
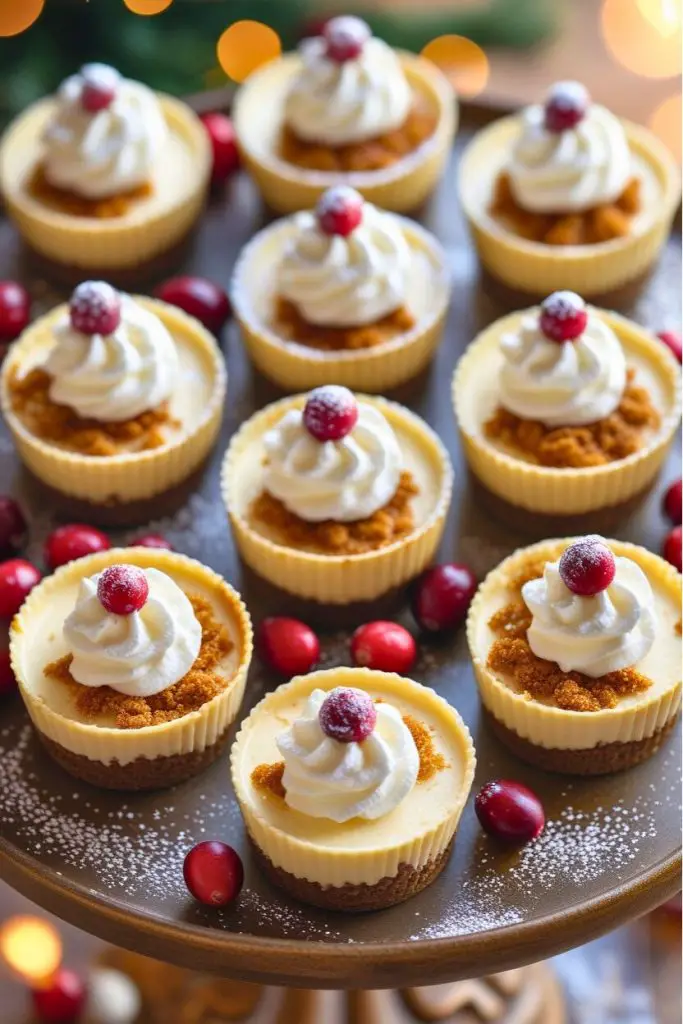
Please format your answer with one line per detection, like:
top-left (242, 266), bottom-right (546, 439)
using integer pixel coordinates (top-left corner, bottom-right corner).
top-left (275, 297), bottom-right (416, 351)
top-left (251, 761), bottom-right (286, 799)
top-left (29, 163), bottom-right (153, 219)
top-left (45, 594), bottom-right (234, 729)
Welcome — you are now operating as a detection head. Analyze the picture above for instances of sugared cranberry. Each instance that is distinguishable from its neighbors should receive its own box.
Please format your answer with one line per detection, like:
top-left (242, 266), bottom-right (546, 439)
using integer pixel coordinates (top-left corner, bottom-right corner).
top-left (32, 968), bottom-right (86, 1024)
top-left (130, 532), bottom-right (173, 551)
top-left (319, 686), bottom-right (377, 744)
top-left (539, 291), bottom-right (588, 343)
top-left (155, 276), bottom-right (231, 335)
top-left (45, 524), bottom-right (110, 571)
top-left (316, 186), bottom-right (364, 237)
top-left (0, 650), bottom-right (16, 698)
top-left (0, 559), bottom-right (40, 618)
top-left (80, 63), bottom-right (120, 114)
top-left (303, 385), bottom-right (358, 442)
top-left (544, 81), bottom-right (590, 133)
top-left (69, 281), bottom-right (121, 336)
top-left (0, 281), bottom-right (30, 342)
top-left (657, 330), bottom-right (682, 363)
top-left (199, 112), bottom-right (240, 184)
top-left (559, 537), bottom-right (615, 596)
top-left (411, 563), bottom-right (477, 633)
top-left (475, 779), bottom-right (545, 845)
top-left (663, 525), bottom-right (682, 573)
top-left (663, 479), bottom-right (682, 525)
top-left (351, 621), bottom-right (417, 675)
top-left (0, 496), bottom-right (27, 556)
top-left (183, 841), bottom-right (244, 907)
top-left (259, 617), bottom-right (320, 677)
top-left (97, 565), bottom-right (149, 615)
top-left (323, 15), bottom-right (370, 62)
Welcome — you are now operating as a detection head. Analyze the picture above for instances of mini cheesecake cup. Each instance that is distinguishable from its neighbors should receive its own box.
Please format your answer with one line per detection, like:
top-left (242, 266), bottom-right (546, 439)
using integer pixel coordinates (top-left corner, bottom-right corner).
top-left (233, 52), bottom-right (456, 215)
top-left (0, 298), bottom-right (226, 506)
top-left (452, 308), bottom-right (682, 515)
top-left (459, 116), bottom-right (681, 296)
top-left (230, 667), bottom-right (476, 910)
top-left (10, 548), bottom-right (254, 791)
top-left (0, 94), bottom-right (211, 272)
top-left (221, 393), bottom-right (453, 604)
top-left (231, 214), bottom-right (451, 392)
top-left (467, 538), bottom-right (682, 775)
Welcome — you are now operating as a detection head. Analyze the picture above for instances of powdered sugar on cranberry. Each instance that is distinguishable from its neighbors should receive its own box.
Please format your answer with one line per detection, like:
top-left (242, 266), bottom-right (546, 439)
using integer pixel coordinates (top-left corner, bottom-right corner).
top-left (69, 281), bottom-right (122, 335)
top-left (316, 186), bottom-right (364, 236)
top-left (302, 385), bottom-right (359, 442)
top-left (539, 291), bottom-right (588, 343)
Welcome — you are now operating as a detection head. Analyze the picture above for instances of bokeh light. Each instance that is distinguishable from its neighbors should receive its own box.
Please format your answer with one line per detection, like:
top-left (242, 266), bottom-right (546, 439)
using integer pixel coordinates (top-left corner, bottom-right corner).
top-left (649, 93), bottom-right (682, 161)
top-left (0, 917), bottom-right (62, 985)
top-left (602, 0), bottom-right (682, 78)
top-left (217, 21), bottom-right (282, 84)
top-left (122, 0), bottom-right (174, 13)
top-left (421, 35), bottom-right (490, 98)
top-left (0, 0), bottom-right (44, 37)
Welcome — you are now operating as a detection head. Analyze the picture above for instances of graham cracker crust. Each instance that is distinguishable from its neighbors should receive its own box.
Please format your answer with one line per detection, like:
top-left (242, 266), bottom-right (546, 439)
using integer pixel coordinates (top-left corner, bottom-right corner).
top-left (251, 838), bottom-right (453, 911)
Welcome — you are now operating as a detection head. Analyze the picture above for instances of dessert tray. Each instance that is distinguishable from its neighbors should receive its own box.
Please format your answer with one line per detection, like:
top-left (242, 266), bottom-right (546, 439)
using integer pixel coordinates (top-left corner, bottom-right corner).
top-left (0, 104), bottom-right (680, 994)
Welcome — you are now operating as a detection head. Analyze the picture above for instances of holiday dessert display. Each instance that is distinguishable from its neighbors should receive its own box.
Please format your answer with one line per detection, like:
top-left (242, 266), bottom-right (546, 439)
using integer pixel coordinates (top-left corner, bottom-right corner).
top-left (232, 186), bottom-right (450, 391)
top-left (452, 291), bottom-right (681, 514)
top-left (233, 16), bottom-right (456, 214)
top-left (9, 547), bottom-right (253, 789)
top-left (0, 63), bottom-right (211, 272)
top-left (231, 667), bottom-right (475, 910)
top-left (468, 535), bottom-right (682, 774)
top-left (459, 81), bottom-right (680, 295)
top-left (221, 386), bottom-right (452, 603)
top-left (0, 281), bottom-right (226, 508)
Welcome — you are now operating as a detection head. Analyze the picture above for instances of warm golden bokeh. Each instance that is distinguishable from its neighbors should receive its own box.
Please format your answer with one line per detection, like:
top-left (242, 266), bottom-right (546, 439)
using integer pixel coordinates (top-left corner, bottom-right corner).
top-left (0, 917), bottom-right (62, 985)
top-left (122, 0), bottom-right (174, 14)
top-left (0, 0), bottom-right (44, 36)
top-left (602, 0), bottom-right (682, 78)
top-left (650, 93), bottom-right (682, 161)
top-left (217, 20), bottom-right (282, 83)
top-left (637, 0), bottom-right (682, 36)
top-left (421, 35), bottom-right (489, 98)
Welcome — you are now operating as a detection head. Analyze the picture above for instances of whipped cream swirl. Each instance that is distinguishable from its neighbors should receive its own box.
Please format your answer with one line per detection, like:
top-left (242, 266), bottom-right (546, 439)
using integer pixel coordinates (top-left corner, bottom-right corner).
top-left (284, 35), bottom-right (411, 146)
top-left (508, 101), bottom-right (631, 214)
top-left (498, 309), bottom-right (626, 427)
top-left (522, 553), bottom-right (656, 678)
top-left (43, 65), bottom-right (168, 199)
top-left (64, 568), bottom-right (202, 698)
top-left (277, 688), bottom-right (419, 823)
top-left (279, 203), bottom-right (412, 327)
top-left (46, 294), bottom-right (178, 422)
top-left (263, 402), bottom-right (402, 522)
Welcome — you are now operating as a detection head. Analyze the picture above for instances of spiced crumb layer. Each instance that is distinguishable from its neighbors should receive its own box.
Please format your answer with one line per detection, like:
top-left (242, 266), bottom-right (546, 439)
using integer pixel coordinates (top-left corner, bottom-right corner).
top-left (491, 171), bottom-right (641, 245)
top-left (485, 369), bottom-right (660, 469)
top-left (45, 594), bottom-right (234, 729)
top-left (250, 470), bottom-right (418, 555)
top-left (29, 164), bottom-right (153, 219)
top-left (275, 297), bottom-right (415, 351)
top-left (8, 367), bottom-right (178, 457)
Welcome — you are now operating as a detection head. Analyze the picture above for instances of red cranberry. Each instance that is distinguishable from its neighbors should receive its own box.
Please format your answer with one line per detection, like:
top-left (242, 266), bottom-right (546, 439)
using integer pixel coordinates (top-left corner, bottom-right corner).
top-left (544, 81), bottom-right (590, 133)
top-left (303, 385), bottom-right (358, 442)
top-left (0, 281), bottom-right (30, 342)
top-left (32, 968), bottom-right (86, 1024)
top-left (411, 563), bottom-right (477, 633)
top-left (259, 617), bottom-right (320, 677)
top-left (316, 186), bottom-right (364, 237)
top-left (45, 524), bottom-right (110, 571)
top-left (183, 841), bottom-right (244, 907)
top-left (80, 63), bottom-right (120, 113)
top-left (663, 479), bottom-right (682, 525)
top-left (69, 281), bottom-right (121, 336)
top-left (657, 330), bottom-right (682, 363)
top-left (0, 559), bottom-right (40, 618)
top-left (539, 291), bottom-right (588, 343)
top-left (0, 649), bottom-right (17, 697)
top-left (351, 621), bottom-right (417, 675)
top-left (0, 496), bottom-right (27, 556)
top-left (130, 532), bottom-right (172, 551)
top-left (97, 564), bottom-right (149, 615)
top-left (475, 779), bottom-right (545, 845)
top-left (319, 686), bottom-right (377, 744)
top-left (559, 537), bottom-right (615, 596)
top-left (323, 15), bottom-right (370, 62)
top-left (199, 112), bottom-right (240, 184)
top-left (155, 276), bottom-right (231, 335)
top-left (663, 525), bottom-right (682, 573)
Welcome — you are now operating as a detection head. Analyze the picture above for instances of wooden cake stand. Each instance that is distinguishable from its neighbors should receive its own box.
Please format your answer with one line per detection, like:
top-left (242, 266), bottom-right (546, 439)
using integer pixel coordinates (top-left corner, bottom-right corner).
top-left (0, 104), bottom-right (680, 1024)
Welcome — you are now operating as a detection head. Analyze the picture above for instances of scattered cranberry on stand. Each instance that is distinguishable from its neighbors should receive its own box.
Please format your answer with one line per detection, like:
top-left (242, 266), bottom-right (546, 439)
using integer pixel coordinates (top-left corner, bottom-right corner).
top-left (663, 525), bottom-right (682, 573)
top-left (183, 841), bottom-right (244, 907)
top-left (259, 616), bottom-right (320, 676)
top-left (130, 532), bottom-right (173, 551)
top-left (319, 686), bottom-right (377, 743)
top-left (0, 649), bottom-right (16, 697)
top-left (97, 565), bottom-right (149, 615)
top-left (559, 536), bottom-right (616, 596)
top-left (80, 63), bottom-right (119, 114)
top-left (351, 620), bottom-right (417, 675)
top-left (69, 281), bottom-right (121, 336)
top-left (663, 478), bottom-right (682, 525)
top-left (539, 290), bottom-right (588, 343)
top-left (544, 80), bottom-right (589, 133)
top-left (0, 559), bottom-right (41, 618)
top-left (323, 15), bottom-right (370, 62)
top-left (45, 524), bottom-right (110, 571)
top-left (32, 968), bottom-right (86, 1024)
top-left (0, 280), bottom-right (31, 342)
top-left (316, 186), bottom-right (364, 237)
top-left (657, 330), bottom-right (682, 363)
top-left (303, 385), bottom-right (359, 442)
top-left (411, 563), bottom-right (477, 633)
top-left (475, 779), bottom-right (545, 845)
top-left (0, 495), bottom-right (27, 556)
top-left (155, 276), bottom-right (231, 335)
top-left (199, 112), bottom-right (240, 184)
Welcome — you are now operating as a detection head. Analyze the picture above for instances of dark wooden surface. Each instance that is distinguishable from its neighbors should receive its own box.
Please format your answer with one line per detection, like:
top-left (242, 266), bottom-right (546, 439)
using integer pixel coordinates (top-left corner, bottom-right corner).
top-left (0, 106), bottom-right (680, 989)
